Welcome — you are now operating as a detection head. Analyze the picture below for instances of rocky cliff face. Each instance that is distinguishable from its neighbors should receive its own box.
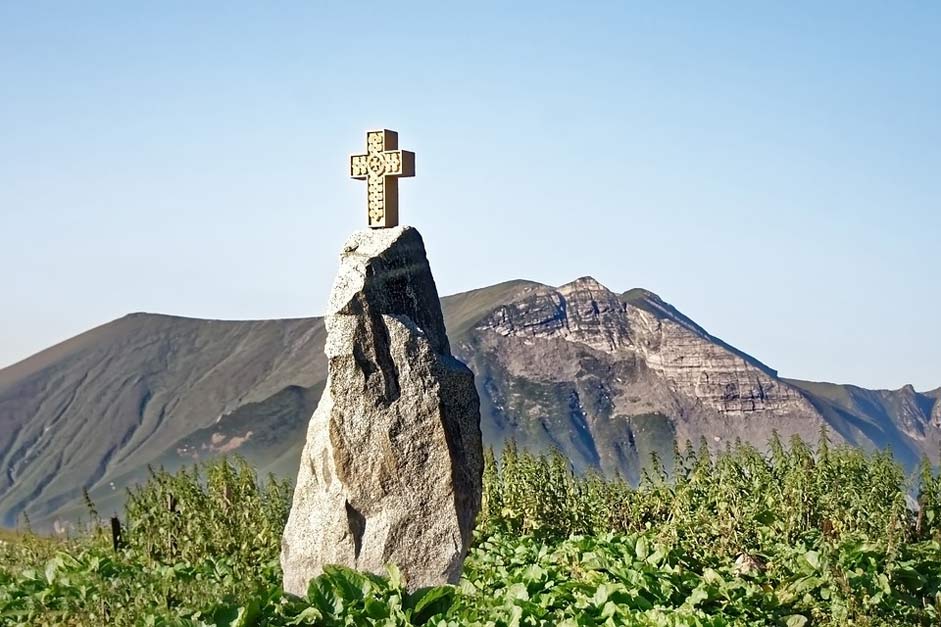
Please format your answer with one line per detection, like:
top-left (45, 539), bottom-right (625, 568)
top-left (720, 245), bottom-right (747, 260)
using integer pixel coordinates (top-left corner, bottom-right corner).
top-left (485, 278), bottom-right (631, 353)
top-left (783, 379), bottom-right (941, 469)
top-left (931, 390), bottom-right (941, 429)
top-left (458, 277), bottom-right (832, 480)
top-left (625, 289), bottom-right (815, 418)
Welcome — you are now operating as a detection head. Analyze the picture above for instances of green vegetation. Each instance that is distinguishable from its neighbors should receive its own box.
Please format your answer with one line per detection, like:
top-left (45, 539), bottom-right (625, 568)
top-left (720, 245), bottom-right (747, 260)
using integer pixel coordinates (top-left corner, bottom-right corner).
top-left (3, 434), bottom-right (941, 625)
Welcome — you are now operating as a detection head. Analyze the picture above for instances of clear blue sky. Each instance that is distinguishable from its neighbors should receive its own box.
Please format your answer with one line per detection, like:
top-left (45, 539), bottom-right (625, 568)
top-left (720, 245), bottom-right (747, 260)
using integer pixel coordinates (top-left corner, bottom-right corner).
top-left (1, 2), bottom-right (939, 390)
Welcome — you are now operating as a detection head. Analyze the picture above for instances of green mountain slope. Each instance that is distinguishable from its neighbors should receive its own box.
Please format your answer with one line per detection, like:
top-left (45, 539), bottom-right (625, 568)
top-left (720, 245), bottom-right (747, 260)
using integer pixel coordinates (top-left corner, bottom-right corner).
top-left (0, 314), bottom-right (326, 527)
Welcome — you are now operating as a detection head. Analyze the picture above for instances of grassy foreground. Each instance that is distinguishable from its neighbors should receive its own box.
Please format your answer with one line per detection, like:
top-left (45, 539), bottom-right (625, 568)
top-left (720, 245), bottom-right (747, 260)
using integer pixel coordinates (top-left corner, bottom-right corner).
top-left (2, 433), bottom-right (941, 626)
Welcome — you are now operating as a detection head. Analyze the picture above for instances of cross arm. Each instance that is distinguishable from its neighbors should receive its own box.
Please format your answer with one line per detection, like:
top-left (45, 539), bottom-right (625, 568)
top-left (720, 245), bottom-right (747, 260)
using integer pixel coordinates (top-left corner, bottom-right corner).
top-left (350, 153), bottom-right (370, 179)
top-left (383, 150), bottom-right (415, 178)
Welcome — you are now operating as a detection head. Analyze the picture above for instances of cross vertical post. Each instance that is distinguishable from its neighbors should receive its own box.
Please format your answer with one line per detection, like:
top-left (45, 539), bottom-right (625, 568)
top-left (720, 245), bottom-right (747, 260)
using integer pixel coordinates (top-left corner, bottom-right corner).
top-left (350, 129), bottom-right (415, 228)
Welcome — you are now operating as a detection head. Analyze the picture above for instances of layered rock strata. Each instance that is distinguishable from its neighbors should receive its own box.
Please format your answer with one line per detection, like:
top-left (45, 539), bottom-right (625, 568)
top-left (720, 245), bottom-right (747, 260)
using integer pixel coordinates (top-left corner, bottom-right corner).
top-left (461, 278), bottom-right (830, 480)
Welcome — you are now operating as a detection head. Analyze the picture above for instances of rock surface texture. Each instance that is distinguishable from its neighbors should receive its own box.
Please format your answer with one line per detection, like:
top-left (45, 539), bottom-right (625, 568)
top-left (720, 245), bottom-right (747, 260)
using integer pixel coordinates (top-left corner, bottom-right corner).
top-left (280, 226), bottom-right (483, 595)
top-left (459, 278), bottom-right (836, 479)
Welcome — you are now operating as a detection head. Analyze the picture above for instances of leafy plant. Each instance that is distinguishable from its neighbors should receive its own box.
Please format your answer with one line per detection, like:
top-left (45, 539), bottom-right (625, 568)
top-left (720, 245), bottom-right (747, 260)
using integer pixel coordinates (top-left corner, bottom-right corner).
top-left (2, 439), bottom-right (941, 626)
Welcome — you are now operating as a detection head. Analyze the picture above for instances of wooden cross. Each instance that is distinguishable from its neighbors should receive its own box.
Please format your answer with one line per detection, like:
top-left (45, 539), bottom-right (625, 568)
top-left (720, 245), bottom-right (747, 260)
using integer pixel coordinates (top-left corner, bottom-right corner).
top-left (350, 129), bottom-right (415, 228)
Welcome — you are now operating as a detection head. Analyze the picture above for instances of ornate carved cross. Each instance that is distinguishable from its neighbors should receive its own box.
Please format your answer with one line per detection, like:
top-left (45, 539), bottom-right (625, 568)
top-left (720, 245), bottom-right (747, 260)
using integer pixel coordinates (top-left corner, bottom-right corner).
top-left (349, 129), bottom-right (415, 228)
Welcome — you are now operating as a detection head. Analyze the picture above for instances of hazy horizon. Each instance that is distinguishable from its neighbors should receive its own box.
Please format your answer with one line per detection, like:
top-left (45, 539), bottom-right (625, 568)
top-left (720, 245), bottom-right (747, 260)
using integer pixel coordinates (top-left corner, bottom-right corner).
top-left (2, 2), bottom-right (939, 390)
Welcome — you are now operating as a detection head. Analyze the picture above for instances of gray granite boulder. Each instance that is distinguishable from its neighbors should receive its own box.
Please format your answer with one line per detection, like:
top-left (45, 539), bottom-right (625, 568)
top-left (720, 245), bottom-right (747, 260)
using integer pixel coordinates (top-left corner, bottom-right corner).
top-left (281, 226), bottom-right (483, 595)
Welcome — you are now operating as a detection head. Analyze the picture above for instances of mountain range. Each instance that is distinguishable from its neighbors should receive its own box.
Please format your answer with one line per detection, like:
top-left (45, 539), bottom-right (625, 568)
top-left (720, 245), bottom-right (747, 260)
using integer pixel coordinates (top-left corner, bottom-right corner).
top-left (1, 277), bottom-right (939, 529)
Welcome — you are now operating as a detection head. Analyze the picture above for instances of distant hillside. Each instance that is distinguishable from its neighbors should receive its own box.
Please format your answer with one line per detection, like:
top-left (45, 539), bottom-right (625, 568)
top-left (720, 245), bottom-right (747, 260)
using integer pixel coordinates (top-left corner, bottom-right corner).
top-left (0, 315), bottom-right (327, 527)
top-left (1, 278), bottom-right (938, 529)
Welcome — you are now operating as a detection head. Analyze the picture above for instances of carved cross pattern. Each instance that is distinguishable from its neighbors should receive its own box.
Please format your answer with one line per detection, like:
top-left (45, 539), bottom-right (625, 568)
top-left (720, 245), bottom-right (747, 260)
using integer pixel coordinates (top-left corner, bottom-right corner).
top-left (350, 129), bottom-right (415, 228)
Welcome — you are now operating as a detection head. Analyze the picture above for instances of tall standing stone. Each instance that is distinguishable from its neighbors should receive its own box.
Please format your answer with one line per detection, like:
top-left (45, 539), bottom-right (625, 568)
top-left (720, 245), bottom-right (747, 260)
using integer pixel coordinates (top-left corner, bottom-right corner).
top-left (281, 226), bottom-right (483, 595)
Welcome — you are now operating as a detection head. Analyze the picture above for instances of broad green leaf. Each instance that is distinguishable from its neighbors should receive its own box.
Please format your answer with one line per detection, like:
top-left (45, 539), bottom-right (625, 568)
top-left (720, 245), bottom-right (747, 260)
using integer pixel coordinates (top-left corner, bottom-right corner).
top-left (363, 597), bottom-right (389, 619)
top-left (803, 550), bottom-right (821, 570)
top-left (286, 607), bottom-right (323, 625)
top-left (686, 585), bottom-right (709, 608)
top-left (504, 582), bottom-right (529, 603)
top-left (386, 564), bottom-right (403, 589)
top-left (407, 586), bottom-right (455, 624)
